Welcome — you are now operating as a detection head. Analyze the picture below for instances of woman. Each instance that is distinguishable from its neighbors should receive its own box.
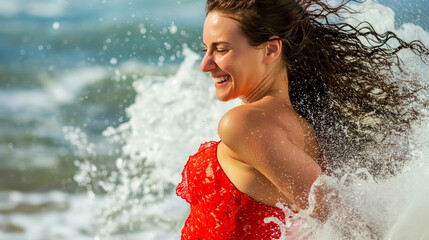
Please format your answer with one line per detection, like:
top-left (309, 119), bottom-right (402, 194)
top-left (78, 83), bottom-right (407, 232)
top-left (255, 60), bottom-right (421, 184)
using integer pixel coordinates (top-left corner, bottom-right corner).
top-left (177, 0), bottom-right (428, 239)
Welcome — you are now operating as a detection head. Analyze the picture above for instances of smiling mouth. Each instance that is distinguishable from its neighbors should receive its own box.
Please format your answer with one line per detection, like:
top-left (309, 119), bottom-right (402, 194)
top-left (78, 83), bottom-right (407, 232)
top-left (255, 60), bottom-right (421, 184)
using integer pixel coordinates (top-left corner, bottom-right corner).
top-left (214, 75), bottom-right (230, 84)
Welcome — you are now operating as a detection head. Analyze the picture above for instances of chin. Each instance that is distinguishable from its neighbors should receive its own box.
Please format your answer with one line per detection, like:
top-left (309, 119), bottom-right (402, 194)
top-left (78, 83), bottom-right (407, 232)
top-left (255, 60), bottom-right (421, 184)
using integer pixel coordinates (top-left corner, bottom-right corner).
top-left (216, 97), bottom-right (230, 102)
top-left (215, 94), bottom-right (233, 102)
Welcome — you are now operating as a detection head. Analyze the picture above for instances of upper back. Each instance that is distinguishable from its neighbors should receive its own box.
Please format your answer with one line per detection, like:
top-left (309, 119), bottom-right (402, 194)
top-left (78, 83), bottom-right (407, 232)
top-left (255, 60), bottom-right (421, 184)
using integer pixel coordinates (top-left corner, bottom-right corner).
top-left (219, 97), bottom-right (321, 161)
top-left (217, 96), bottom-right (324, 208)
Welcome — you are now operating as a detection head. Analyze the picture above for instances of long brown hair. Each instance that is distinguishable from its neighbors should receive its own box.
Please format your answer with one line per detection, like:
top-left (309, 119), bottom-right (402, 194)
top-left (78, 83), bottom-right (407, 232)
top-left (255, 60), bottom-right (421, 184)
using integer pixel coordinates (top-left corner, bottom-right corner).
top-left (206, 0), bottom-right (429, 177)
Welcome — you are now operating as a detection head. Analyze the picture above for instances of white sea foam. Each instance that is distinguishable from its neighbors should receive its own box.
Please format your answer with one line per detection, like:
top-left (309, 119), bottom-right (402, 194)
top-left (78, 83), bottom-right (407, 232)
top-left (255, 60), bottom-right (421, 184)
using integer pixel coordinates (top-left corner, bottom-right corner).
top-left (0, 89), bottom-right (56, 111)
top-left (0, 191), bottom-right (96, 240)
top-left (344, 0), bottom-right (396, 33)
top-left (0, 67), bottom-right (108, 112)
top-left (82, 46), bottom-right (238, 238)
top-left (47, 67), bottom-right (108, 104)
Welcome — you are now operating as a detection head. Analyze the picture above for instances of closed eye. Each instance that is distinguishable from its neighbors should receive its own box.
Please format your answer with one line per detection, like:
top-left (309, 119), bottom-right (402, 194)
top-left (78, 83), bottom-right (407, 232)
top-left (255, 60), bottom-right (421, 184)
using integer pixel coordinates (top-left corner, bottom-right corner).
top-left (215, 48), bottom-right (229, 53)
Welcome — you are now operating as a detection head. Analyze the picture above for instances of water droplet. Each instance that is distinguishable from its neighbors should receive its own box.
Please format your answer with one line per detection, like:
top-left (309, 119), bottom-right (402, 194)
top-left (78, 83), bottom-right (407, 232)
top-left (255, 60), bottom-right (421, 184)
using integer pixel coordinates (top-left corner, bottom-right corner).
top-left (110, 58), bottom-right (118, 65)
top-left (169, 21), bottom-right (177, 34)
top-left (158, 56), bottom-right (165, 66)
top-left (116, 158), bottom-right (123, 168)
top-left (52, 22), bottom-right (60, 30)
top-left (139, 24), bottom-right (147, 34)
top-left (164, 42), bottom-right (172, 50)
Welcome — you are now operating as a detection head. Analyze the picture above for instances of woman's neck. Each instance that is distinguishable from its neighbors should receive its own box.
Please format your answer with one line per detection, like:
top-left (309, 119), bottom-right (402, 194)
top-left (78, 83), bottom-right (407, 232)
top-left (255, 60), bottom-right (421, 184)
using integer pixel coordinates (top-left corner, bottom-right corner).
top-left (241, 68), bottom-right (291, 105)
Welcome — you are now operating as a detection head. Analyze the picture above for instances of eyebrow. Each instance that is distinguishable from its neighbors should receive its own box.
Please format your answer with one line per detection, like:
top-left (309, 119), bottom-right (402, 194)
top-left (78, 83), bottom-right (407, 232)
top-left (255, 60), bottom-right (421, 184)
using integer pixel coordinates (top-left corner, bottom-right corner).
top-left (202, 41), bottom-right (231, 47)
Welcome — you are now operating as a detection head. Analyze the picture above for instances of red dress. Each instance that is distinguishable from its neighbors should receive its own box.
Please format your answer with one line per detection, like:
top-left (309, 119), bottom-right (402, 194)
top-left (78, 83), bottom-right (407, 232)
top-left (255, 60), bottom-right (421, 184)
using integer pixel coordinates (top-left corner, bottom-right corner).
top-left (176, 141), bottom-right (291, 240)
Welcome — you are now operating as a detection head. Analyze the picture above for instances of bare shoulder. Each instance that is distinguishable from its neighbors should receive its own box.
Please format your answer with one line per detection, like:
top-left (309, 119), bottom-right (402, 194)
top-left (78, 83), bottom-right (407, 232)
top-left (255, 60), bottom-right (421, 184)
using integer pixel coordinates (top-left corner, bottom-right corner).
top-left (218, 103), bottom-right (321, 161)
top-left (218, 105), bottom-right (279, 153)
top-left (218, 105), bottom-right (266, 131)
top-left (217, 103), bottom-right (323, 209)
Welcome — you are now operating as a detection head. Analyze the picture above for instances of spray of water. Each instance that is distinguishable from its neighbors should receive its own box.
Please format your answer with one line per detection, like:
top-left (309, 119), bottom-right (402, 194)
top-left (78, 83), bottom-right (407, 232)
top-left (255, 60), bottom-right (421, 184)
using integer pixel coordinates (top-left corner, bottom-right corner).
top-left (66, 46), bottom-right (237, 238)
top-left (267, 121), bottom-right (429, 240)
top-left (263, 1), bottom-right (429, 239)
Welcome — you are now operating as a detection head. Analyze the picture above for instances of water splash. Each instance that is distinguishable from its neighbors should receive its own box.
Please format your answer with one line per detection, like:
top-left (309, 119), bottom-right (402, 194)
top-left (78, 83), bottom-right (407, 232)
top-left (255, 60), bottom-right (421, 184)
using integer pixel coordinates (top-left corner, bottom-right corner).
top-left (265, 1), bottom-right (429, 239)
top-left (267, 140), bottom-right (429, 240)
top-left (66, 45), bottom-right (237, 238)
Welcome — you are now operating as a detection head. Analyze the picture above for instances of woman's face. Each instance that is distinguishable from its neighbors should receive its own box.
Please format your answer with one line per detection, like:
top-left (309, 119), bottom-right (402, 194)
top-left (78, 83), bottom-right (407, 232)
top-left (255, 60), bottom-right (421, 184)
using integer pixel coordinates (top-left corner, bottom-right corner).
top-left (200, 11), bottom-right (267, 102)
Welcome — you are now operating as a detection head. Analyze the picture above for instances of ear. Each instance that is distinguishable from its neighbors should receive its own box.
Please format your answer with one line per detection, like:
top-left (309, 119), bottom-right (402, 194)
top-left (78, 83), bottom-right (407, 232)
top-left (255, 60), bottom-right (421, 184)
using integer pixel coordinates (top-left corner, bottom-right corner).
top-left (263, 36), bottom-right (282, 64)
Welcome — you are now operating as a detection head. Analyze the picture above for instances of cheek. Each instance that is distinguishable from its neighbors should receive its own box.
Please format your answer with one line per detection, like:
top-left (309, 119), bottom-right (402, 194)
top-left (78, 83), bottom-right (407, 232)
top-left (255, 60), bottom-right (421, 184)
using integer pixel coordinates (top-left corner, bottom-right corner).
top-left (216, 55), bottom-right (234, 72)
top-left (243, 54), bottom-right (260, 69)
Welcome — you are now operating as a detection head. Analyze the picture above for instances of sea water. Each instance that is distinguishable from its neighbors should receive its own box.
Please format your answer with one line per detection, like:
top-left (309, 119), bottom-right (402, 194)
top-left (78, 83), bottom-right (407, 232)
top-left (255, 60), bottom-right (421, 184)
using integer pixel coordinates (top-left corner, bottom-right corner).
top-left (0, 0), bottom-right (428, 239)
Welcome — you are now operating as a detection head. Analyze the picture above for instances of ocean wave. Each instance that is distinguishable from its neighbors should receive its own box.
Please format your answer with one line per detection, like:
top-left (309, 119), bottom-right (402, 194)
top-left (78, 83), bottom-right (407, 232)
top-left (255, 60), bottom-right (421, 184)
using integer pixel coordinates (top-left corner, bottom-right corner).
top-left (0, 0), bottom-right (66, 18)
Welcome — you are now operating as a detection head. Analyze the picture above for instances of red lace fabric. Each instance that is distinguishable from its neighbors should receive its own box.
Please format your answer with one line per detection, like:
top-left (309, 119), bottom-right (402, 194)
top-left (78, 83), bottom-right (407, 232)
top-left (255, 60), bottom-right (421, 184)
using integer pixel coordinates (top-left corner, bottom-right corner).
top-left (176, 141), bottom-right (289, 240)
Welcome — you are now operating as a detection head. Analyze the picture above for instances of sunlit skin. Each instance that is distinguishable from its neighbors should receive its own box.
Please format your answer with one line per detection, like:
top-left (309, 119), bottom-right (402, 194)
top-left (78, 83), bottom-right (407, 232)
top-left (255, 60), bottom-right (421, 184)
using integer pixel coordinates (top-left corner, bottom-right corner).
top-left (200, 11), bottom-right (324, 212)
top-left (201, 11), bottom-right (287, 103)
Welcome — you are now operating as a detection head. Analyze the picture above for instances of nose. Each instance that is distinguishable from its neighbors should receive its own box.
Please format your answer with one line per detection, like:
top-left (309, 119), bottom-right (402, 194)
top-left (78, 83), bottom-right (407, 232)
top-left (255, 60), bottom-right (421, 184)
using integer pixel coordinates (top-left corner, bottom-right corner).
top-left (200, 51), bottom-right (217, 72)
